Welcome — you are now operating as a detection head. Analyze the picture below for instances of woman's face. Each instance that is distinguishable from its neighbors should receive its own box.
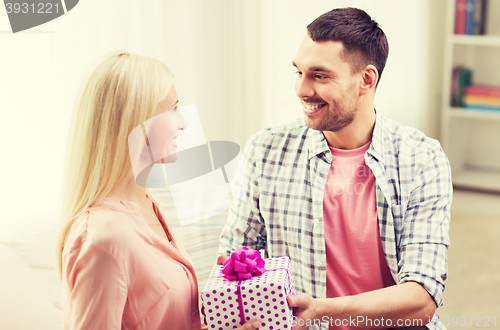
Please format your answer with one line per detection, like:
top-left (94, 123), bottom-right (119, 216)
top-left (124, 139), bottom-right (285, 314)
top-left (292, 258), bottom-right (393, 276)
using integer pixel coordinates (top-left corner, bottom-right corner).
top-left (145, 85), bottom-right (187, 163)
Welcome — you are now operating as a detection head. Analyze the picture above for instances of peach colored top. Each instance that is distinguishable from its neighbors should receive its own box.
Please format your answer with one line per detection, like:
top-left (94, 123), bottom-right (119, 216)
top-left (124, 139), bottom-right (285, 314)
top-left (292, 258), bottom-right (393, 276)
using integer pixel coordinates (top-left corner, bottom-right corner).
top-left (62, 198), bottom-right (202, 330)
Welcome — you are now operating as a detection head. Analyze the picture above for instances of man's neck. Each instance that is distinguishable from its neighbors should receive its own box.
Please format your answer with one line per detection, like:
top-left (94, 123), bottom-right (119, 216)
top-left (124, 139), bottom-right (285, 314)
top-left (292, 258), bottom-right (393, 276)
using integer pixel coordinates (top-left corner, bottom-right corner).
top-left (323, 108), bottom-right (376, 150)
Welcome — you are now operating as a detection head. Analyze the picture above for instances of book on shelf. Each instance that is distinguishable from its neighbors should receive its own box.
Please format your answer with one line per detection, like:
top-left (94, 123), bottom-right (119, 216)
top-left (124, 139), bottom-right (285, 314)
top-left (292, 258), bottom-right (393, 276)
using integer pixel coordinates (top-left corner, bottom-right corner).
top-left (466, 0), bottom-right (475, 34)
top-left (451, 66), bottom-right (462, 106)
top-left (455, 0), bottom-right (488, 35)
top-left (464, 105), bottom-right (500, 111)
top-left (464, 85), bottom-right (500, 98)
top-left (472, 0), bottom-right (488, 34)
top-left (455, 0), bottom-right (467, 34)
top-left (463, 95), bottom-right (500, 107)
top-left (463, 85), bottom-right (500, 111)
top-left (451, 66), bottom-right (472, 107)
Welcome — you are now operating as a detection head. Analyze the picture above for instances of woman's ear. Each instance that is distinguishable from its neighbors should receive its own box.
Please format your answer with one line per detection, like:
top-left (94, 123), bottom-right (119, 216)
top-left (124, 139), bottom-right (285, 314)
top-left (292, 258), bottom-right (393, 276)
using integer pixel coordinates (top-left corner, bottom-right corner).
top-left (359, 65), bottom-right (378, 95)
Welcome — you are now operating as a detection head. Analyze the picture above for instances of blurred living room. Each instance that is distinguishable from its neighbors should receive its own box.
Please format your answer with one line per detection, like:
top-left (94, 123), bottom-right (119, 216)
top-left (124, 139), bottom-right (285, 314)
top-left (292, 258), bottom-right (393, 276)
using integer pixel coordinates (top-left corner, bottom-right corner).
top-left (0, 0), bottom-right (499, 329)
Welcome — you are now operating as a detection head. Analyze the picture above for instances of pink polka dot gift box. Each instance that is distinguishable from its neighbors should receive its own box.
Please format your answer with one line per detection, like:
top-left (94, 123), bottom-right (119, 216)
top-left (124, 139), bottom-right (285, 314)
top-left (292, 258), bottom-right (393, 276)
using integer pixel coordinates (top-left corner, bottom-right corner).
top-left (202, 247), bottom-right (296, 330)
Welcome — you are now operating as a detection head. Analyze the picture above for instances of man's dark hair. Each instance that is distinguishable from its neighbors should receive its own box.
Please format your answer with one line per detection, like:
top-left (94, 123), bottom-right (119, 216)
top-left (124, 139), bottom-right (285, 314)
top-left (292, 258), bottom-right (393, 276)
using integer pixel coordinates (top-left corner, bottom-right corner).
top-left (307, 7), bottom-right (389, 86)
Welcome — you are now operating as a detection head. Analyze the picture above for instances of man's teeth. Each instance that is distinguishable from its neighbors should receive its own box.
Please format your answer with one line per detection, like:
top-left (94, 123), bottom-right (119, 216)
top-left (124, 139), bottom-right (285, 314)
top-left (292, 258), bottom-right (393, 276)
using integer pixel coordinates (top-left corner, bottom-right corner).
top-left (305, 104), bottom-right (324, 110)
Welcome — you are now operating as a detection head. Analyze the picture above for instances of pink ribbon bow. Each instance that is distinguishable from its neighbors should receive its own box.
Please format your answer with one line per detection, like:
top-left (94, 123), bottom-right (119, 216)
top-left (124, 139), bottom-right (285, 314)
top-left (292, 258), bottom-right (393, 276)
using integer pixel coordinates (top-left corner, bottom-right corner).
top-left (222, 247), bottom-right (266, 280)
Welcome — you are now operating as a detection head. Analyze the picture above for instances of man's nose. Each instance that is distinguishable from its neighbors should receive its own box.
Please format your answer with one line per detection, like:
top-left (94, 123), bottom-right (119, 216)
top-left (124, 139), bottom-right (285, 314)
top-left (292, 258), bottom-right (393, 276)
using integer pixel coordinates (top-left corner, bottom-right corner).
top-left (295, 77), bottom-right (314, 99)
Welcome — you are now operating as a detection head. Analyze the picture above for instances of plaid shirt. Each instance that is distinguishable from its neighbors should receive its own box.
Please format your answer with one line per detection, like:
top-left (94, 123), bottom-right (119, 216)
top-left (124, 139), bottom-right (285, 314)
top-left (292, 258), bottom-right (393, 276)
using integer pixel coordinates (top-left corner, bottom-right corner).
top-left (219, 111), bottom-right (452, 330)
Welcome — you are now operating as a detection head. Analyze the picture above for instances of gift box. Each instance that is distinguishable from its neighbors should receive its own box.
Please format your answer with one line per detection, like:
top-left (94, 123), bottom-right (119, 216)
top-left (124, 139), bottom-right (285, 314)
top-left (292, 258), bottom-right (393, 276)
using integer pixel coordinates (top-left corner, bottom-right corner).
top-left (202, 249), bottom-right (295, 330)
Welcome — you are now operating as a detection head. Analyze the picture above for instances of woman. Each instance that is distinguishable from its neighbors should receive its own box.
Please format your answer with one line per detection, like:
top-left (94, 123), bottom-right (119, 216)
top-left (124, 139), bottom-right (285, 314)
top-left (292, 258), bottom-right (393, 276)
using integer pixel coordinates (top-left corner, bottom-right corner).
top-left (56, 51), bottom-right (260, 330)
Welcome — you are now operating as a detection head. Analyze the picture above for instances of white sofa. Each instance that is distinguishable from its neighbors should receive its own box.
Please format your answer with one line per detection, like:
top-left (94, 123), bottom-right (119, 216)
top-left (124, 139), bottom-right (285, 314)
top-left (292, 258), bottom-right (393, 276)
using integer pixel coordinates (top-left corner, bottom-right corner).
top-left (0, 210), bottom-right (62, 330)
top-left (0, 193), bottom-right (230, 330)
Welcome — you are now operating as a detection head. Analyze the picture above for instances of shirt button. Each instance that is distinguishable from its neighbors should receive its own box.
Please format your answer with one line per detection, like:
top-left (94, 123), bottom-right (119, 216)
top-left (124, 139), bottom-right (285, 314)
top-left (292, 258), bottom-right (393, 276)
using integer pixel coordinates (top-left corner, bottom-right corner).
top-left (314, 218), bottom-right (320, 225)
top-left (317, 261), bottom-right (322, 267)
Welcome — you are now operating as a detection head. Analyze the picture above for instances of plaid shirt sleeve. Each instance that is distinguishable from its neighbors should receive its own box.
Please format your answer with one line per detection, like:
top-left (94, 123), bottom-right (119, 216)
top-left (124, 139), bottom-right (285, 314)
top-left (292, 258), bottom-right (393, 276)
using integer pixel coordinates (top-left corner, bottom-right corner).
top-left (218, 131), bottom-right (269, 257)
top-left (397, 144), bottom-right (452, 308)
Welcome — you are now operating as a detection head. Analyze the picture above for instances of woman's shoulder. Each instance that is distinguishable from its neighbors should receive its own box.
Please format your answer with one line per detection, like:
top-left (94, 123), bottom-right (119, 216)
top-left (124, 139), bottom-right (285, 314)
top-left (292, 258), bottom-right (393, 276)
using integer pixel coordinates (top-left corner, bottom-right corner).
top-left (64, 201), bottom-right (138, 256)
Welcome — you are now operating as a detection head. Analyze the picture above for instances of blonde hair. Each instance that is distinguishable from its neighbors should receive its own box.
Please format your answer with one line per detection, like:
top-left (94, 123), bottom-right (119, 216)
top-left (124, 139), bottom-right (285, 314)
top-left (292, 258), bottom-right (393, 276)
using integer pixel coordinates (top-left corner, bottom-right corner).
top-left (56, 51), bottom-right (174, 276)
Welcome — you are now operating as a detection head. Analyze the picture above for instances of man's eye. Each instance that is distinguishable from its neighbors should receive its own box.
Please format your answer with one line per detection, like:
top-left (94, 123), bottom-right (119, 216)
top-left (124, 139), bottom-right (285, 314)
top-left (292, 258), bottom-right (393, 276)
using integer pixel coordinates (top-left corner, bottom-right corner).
top-left (296, 71), bottom-right (302, 76)
top-left (315, 75), bottom-right (326, 80)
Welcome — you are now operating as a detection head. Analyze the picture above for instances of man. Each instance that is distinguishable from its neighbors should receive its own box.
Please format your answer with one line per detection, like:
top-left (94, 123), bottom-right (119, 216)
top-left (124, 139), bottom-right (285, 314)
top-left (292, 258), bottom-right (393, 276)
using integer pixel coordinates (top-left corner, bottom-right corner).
top-left (218, 7), bottom-right (451, 330)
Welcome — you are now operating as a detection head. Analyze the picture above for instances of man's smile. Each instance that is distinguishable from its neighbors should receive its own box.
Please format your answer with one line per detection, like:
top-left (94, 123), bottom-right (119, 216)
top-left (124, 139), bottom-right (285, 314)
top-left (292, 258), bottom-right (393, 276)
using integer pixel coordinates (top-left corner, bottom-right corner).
top-left (303, 102), bottom-right (327, 115)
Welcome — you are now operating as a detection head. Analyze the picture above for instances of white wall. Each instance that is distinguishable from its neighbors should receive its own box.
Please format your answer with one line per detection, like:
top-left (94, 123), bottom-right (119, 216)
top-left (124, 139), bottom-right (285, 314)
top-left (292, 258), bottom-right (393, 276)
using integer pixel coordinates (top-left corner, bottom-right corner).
top-left (0, 0), bottom-right (245, 219)
top-left (0, 0), bottom-right (446, 220)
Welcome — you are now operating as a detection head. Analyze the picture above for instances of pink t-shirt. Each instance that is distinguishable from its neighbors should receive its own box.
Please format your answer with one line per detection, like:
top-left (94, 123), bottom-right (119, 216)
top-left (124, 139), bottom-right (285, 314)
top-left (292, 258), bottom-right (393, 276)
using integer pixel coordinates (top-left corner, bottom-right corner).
top-left (323, 141), bottom-right (396, 329)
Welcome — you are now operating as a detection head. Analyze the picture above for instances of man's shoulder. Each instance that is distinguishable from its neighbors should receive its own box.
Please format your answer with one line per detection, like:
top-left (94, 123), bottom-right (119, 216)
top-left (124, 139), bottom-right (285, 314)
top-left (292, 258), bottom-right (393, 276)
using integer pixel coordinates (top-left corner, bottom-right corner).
top-left (380, 114), bottom-right (441, 153)
top-left (252, 118), bottom-right (307, 138)
top-left (246, 118), bottom-right (310, 149)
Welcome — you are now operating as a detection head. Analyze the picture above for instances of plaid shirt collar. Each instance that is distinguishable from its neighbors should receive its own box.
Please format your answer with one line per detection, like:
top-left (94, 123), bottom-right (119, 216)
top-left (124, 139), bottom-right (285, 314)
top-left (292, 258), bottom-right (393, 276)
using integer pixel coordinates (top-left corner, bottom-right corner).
top-left (307, 109), bottom-right (385, 164)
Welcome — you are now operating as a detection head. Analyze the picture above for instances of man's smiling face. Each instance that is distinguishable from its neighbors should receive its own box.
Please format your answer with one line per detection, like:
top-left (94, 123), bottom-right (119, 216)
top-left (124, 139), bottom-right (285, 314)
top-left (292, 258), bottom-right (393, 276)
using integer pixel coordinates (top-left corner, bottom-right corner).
top-left (293, 35), bottom-right (362, 133)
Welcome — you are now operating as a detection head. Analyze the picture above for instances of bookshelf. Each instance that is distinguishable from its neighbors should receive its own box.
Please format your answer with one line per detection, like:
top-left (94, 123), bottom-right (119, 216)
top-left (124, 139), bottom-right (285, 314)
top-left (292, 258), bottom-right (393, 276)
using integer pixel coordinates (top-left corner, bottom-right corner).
top-left (452, 34), bottom-right (500, 46)
top-left (441, 0), bottom-right (500, 193)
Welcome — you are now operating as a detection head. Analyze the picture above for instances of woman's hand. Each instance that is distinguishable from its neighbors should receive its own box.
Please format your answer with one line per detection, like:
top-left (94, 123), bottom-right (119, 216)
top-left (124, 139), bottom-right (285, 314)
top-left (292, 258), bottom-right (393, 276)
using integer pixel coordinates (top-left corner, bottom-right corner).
top-left (216, 255), bottom-right (229, 265)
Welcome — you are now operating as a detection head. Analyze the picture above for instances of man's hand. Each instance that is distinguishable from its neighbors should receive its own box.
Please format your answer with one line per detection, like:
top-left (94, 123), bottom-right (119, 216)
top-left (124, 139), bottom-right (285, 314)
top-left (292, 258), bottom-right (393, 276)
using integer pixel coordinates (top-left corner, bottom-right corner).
top-left (217, 255), bottom-right (229, 265)
top-left (235, 320), bottom-right (261, 330)
top-left (203, 320), bottom-right (260, 330)
top-left (287, 294), bottom-right (318, 330)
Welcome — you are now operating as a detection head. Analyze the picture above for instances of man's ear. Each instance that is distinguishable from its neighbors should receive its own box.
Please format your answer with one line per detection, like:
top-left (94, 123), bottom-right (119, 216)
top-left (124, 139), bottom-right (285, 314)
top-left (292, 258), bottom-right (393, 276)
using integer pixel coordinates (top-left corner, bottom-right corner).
top-left (359, 64), bottom-right (378, 95)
